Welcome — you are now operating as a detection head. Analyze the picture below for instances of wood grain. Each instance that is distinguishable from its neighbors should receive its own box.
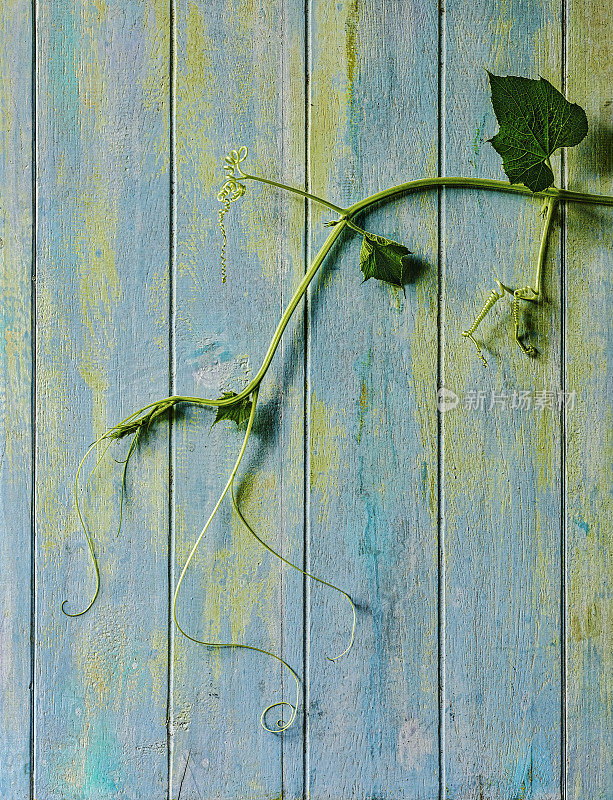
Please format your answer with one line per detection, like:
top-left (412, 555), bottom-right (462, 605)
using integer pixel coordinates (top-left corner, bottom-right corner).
top-left (0, 2), bottom-right (610, 798)
top-left (172, 1), bottom-right (305, 798)
top-left (443, 2), bottom-right (563, 797)
top-left (566, 3), bottom-right (612, 798)
top-left (306, 1), bottom-right (440, 797)
top-left (35, 2), bottom-right (170, 797)
top-left (0, 1), bottom-right (33, 796)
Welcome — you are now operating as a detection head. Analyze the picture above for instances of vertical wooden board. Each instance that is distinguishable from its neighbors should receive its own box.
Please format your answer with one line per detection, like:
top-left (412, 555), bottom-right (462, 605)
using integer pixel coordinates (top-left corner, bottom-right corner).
top-left (307, 1), bottom-right (440, 797)
top-left (173, 2), bottom-right (305, 797)
top-left (274, 6), bottom-right (308, 796)
top-left (36, 2), bottom-right (170, 798)
top-left (443, 2), bottom-right (562, 798)
top-left (566, 5), bottom-right (612, 798)
top-left (0, 1), bottom-right (32, 796)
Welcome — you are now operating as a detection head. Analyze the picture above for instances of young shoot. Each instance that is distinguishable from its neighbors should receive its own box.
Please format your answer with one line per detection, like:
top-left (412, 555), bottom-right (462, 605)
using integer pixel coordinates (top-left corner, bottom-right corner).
top-left (64, 73), bottom-right (613, 734)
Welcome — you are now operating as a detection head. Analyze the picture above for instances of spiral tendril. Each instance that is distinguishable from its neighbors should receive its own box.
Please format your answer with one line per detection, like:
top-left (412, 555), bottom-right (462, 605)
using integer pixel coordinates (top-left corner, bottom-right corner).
top-left (217, 146), bottom-right (249, 283)
top-left (218, 197), bottom-right (230, 283)
top-left (512, 286), bottom-right (538, 357)
top-left (461, 279), bottom-right (509, 366)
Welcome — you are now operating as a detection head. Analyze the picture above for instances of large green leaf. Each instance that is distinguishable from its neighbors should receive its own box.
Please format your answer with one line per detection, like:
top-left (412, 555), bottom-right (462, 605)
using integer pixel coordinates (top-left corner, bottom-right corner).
top-left (487, 72), bottom-right (588, 192)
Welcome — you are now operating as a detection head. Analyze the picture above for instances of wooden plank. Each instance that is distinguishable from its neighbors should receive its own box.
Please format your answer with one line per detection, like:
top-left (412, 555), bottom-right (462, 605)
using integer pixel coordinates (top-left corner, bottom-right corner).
top-left (35, 2), bottom-right (170, 797)
top-left (0, 1), bottom-right (33, 796)
top-left (442, 3), bottom-right (563, 797)
top-left (172, 2), bottom-right (305, 797)
top-left (9, 3), bottom-right (608, 797)
top-left (306, 1), bottom-right (440, 797)
top-left (566, 5), bottom-right (612, 798)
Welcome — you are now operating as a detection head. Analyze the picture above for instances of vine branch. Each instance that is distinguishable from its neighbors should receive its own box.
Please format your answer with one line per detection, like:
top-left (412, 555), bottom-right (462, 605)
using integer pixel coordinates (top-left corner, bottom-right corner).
top-left (64, 91), bottom-right (613, 735)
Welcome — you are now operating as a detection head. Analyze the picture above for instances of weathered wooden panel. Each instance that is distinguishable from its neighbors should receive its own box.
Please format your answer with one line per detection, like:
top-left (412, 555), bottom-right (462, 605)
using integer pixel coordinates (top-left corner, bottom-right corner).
top-left (0, 1), bottom-right (33, 796)
top-left (566, 4), bottom-right (612, 798)
top-left (0, 2), bottom-right (611, 798)
top-left (173, 2), bottom-right (305, 798)
top-left (443, 2), bottom-right (563, 798)
top-left (306, 1), bottom-right (440, 797)
top-left (35, 2), bottom-right (170, 797)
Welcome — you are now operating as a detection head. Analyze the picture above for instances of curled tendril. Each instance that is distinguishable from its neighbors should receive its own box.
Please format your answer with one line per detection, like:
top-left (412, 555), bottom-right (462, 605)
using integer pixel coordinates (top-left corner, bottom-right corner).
top-left (65, 384), bottom-right (355, 730)
top-left (219, 146), bottom-right (248, 189)
top-left (461, 277), bottom-right (541, 365)
top-left (62, 398), bottom-right (179, 617)
top-left (512, 286), bottom-right (539, 357)
top-left (171, 388), bottom-right (299, 733)
top-left (217, 146), bottom-right (249, 283)
top-left (230, 477), bottom-right (355, 662)
top-left (462, 279), bottom-right (509, 367)
top-left (218, 198), bottom-right (231, 283)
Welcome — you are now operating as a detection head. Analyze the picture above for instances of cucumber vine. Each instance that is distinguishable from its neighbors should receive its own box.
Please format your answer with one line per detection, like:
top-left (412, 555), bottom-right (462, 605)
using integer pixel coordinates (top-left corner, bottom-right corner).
top-left (63, 74), bottom-right (613, 733)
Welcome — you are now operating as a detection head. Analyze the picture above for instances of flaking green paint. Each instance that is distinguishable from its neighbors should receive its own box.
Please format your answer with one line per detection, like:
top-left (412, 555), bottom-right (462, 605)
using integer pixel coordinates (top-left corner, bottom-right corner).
top-left (142, 0), bottom-right (171, 176)
top-left (3, 0), bottom-right (609, 796)
top-left (310, 392), bottom-right (346, 526)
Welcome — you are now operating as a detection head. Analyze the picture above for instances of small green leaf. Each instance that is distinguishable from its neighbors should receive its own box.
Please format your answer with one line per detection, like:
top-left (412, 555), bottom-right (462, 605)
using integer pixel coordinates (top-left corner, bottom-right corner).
top-left (487, 72), bottom-right (588, 193)
top-left (359, 232), bottom-right (412, 292)
top-left (212, 391), bottom-right (252, 428)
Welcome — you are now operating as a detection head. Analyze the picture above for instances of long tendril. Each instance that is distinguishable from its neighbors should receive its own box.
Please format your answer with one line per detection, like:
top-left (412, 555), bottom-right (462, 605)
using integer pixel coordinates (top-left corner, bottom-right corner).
top-left (85, 437), bottom-right (114, 491)
top-left (116, 427), bottom-right (141, 538)
top-left (171, 389), bottom-right (300, 732)
top-left (218, 196), bottom-right (231, 284)
top-left (62, 437), bottom-right (106, 616)
top-left (62, 405), bottom-right (168, 616)
top-left (230, 477), bottom-right (355, 662)
top-left (65, 383), bottom-right (353, 729)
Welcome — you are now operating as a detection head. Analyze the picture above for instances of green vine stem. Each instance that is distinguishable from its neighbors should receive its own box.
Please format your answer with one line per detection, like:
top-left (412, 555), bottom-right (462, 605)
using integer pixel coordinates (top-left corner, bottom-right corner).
top-left (87, 174), bottom-right (612, 419)
top-left (533, 195), bottom-right (558, 295)
top-left (62, 226), bottom-right (348, 614)
top-left (241, 173), bottom-right (347, 215)
top-left (461, 194), bottom-right (558, 364)
top-left (243, 171), bottom-right (613, 216)
top-left (65, 154), bottom-right (613, 732)
top-left (346, 177), bottom-right (613, 214)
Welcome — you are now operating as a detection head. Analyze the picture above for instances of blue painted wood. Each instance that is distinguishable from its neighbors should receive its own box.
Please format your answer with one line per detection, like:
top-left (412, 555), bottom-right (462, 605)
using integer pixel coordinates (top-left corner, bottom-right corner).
top-left (566, 5), bottom-right (613, 798)
top-left (0, 2), bottom-right (610, 797)
top-left (443, 3), bottom-right (563, 797)
top-left (172, 2), bottom-right (305, 798)
top-left (0, 2), bottom-right (33, 796)
top-left (306, 1), bottom-right (441, 797)
top-left (35, 2), bottom-right (170, 797)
